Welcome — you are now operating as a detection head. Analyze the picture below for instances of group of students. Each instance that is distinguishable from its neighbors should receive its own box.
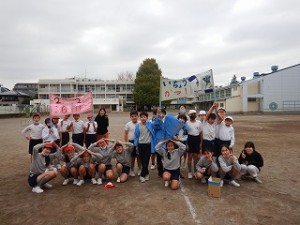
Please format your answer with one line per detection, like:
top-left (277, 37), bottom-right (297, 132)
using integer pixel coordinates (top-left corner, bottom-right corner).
top-left (23, 104), bottom-right (264, 193)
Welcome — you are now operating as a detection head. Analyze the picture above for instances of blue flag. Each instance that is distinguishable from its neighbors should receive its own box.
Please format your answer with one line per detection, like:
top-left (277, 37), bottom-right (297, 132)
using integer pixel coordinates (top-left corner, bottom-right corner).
top-left (163, 114), bottom-right (184, 139)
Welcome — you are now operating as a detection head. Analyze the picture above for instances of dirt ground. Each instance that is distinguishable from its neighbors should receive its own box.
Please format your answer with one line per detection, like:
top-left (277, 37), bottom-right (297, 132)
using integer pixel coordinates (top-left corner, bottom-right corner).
top-left (0, 112), bottom-right (299, 225)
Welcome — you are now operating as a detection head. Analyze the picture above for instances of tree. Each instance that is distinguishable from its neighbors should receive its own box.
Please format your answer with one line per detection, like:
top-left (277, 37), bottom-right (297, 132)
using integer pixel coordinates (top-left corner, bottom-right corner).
top-left (133, 58), bottom-right (162, 110)
top-left (117, 71), bottom-right (134, 81)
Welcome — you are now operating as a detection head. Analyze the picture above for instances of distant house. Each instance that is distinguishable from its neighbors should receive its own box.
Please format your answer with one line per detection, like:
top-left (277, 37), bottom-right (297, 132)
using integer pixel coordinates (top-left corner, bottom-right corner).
top-left (13, 83), bottom-right (38, 97)
top-left (0, 90), bottom-right (30, 106)
top-left (195, 64), bottom-right (300, 113)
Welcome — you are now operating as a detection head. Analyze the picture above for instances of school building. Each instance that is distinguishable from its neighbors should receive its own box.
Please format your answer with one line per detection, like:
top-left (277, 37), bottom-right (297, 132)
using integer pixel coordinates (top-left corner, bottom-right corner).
top-left (31, 77), bottom-right (135, 112)
top-left (194, 64), bottom-right (300, 113)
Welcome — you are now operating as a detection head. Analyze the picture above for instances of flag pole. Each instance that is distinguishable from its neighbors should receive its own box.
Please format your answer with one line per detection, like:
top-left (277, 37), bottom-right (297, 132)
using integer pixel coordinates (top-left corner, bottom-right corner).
top-left (159, 76), bottom-right (162, 108)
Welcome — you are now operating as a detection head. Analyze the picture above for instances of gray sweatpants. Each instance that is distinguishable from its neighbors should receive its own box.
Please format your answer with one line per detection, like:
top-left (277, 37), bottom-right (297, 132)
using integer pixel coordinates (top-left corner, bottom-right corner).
top-left (241, 164), bottom-right (259, 177)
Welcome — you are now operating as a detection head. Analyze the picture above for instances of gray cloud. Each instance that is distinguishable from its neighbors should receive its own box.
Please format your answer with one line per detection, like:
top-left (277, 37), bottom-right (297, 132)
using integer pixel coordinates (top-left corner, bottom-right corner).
top-left (0, 0), bottom-right (299, 89)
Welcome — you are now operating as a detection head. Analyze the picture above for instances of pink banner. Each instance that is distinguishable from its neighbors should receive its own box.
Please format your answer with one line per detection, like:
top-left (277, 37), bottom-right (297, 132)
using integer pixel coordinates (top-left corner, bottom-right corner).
top-left (49, 92), bottom-right (93, 115)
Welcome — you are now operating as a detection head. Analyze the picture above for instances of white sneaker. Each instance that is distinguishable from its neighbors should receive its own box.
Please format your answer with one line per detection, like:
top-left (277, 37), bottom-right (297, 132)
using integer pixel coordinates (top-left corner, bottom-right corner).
top-left (229, 180), bottom-right (240, 187)
top-left (201, 177), bottom-right (207, 184)
top-left (56, 164), bottom-right (61, 170)
top-left (254, 177), bottom-right (262, 184)
top-left (116, 177), bottom-right (121, 183)
top-left (150, 165), bottom-right (155, 170)
top-left (43, 183), bottom-right (53, 188)
top-left (145, 174), bottom-right (150, 181)
top-left (32, 186), bottom-right (44, 193)
top-left (73, 179), bottom-right (79, 185)
top-left (138, 169), bottom-right (141, 176)
top-left (91, 178), bottom-right (97, 185)
top-left (97, 178), bottom-right (102, 185)
top-left (62, 179), bottom-right (69, 185)
top-left (76, 180), bottom-right (85, 186)
top-left (139, 176), bottom-right (146, 183)
top-left (188, 172), bottom-right (193, 179)
top-left (164, 181), bottom-right (169, 187)
top-left (220, 180), bottom-right (224, 187)
top-left (129, 170), bottom-right (135, 177)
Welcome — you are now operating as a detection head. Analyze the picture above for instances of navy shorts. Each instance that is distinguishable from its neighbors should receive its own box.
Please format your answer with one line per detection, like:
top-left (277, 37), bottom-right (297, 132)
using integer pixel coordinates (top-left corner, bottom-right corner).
top-left (29, 139), bottom-right (43, 154)
top-left (187, 135), bottom-right (201, 154)
top-left (117, 163), bottom-right (130, 174)
top-left (164, 168), bottom-right (180, 181)
top-left (96, 164), bottom-right (112, 172)
top-left (129, 140), bottom-right (139, 157)
top-left (28, 173), bottom-right (41, 187)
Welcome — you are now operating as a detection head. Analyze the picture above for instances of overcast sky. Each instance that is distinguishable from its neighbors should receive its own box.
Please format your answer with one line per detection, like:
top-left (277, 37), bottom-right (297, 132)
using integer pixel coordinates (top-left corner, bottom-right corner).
top-left (1, 0), bottom-right (299, 89)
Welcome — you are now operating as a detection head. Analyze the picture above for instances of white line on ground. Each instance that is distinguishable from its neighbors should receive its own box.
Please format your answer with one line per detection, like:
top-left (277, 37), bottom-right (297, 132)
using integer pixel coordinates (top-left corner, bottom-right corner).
top-left (180, 183), bottom-right (202, 225)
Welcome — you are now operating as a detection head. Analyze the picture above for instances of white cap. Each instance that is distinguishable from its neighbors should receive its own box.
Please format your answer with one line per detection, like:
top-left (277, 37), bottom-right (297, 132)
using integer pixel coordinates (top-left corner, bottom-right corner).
top-left (224, 116), bottom-right (234, 122)
top-left (188, 109), bottom-right (197, 115)
top-left (218, 107), bottom-right (226, 112)
top-left (198, 110), bottom-right (206, 115)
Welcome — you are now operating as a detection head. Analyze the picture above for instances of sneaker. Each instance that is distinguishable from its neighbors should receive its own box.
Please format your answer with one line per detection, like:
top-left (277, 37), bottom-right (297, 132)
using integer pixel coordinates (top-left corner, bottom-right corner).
top-left (73, 179), bottom-right (79, 185)
top-left (201, 177), bottom-right (207, 184)
top-left (229, 180), bottom-right (240, 187)
top-left (145, 174), bottom-right (150, 181)
top-left (188, 172), bottom-right (193, 179)
top-left (164, 181), bottom-right (169, 187)
top-left (32, 186), bottom-right (44, 193)
top-left (254, 177), bottom-right (263, 184)
top-left (43, 183), bottom-right (53, 188)
top-left (97, 178), bottom-right (102, 185)
top-left (150, 164), bottom-right (155, 170)
top-left (62, 178), bottom-right (69, 185)
top-left (138, 169), bottom-right (141, 176)
top-left (220, 180), bottom-right (224, 187)
top-left (116, 177), bottom-right (121, 183)
top-left (56, 164), bottom-right (61, 170)
top-left (139, 176), bottom-right (146, 183)
top-left (129, 170), bottom-right (135, 177)
top-left (91, 178), bottom-right (98, 185)
top-left (76, 180), bottom-right (85, 186)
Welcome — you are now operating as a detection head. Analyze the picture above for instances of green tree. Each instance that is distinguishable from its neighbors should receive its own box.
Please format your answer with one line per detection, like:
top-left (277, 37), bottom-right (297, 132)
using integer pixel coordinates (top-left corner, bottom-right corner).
top-left (133, 58), bottom-right (162, 110)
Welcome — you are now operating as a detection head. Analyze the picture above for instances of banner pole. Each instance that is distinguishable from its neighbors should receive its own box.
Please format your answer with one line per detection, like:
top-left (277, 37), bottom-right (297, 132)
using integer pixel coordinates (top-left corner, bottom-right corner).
top-left (159, 76), bottom-right (162, 108)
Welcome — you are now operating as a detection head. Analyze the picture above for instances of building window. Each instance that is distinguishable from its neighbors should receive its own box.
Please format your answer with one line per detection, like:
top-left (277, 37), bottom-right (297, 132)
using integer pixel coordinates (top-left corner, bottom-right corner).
top-left (248, 98), bottom-right (257, 102)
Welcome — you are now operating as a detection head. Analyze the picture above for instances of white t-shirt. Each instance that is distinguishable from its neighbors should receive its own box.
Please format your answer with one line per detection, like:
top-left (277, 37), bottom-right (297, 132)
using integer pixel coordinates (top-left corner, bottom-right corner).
top-left (124, 121), bottom-right (138, 141)
top-left (186, 120), bottom-right (202, 136)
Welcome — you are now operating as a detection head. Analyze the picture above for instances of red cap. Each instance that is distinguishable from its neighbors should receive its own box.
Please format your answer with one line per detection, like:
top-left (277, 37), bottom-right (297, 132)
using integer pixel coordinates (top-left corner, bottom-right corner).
top-left (44, 143), bottom-right (53, 149)
top-left (63, 145), bottom-right (75, 153)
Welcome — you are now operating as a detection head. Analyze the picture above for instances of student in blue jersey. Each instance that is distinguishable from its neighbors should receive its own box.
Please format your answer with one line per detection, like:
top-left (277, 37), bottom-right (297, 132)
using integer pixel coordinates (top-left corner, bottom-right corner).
top-left (28, 142), bottom-right (61, 193)
top-left (134, 111), bottom-right (156, 183)
top-left (195, 148), bottom-right (219, 183)
top-left (89, 138), bottom-right (116, 185)
top-left (110, 141), bottom-right (134, 183)
top-left (22, 113), bottom-right (45, 161)
top-left (156, 139), bottom-right (186, 190)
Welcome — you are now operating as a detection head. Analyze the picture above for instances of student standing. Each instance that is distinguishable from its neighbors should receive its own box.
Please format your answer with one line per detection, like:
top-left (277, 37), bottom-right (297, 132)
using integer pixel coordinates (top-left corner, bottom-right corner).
top-left (22, 113), bottom-right (45, 160)
top-left (124, 110), bottom-right (141, 177)
top-left (186, 109), bottom-right (203, 179)
top-left (71, 114), bottom-right (85, 146)
top-left (218, 116), bottom-right (235, 152)
top-left (95, 107), bottom-right (109, 141)
top-left (84, 112), bottom-right (97, 148)
top-left (58, 114), bottom-right (72, 146)
top-left (134, 111), bottom-right (155, 183)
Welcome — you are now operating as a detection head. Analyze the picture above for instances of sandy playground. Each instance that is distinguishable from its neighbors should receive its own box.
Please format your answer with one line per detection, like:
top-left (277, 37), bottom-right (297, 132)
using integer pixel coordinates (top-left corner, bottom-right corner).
top-left (0, 112), bottom-right (299, 225)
